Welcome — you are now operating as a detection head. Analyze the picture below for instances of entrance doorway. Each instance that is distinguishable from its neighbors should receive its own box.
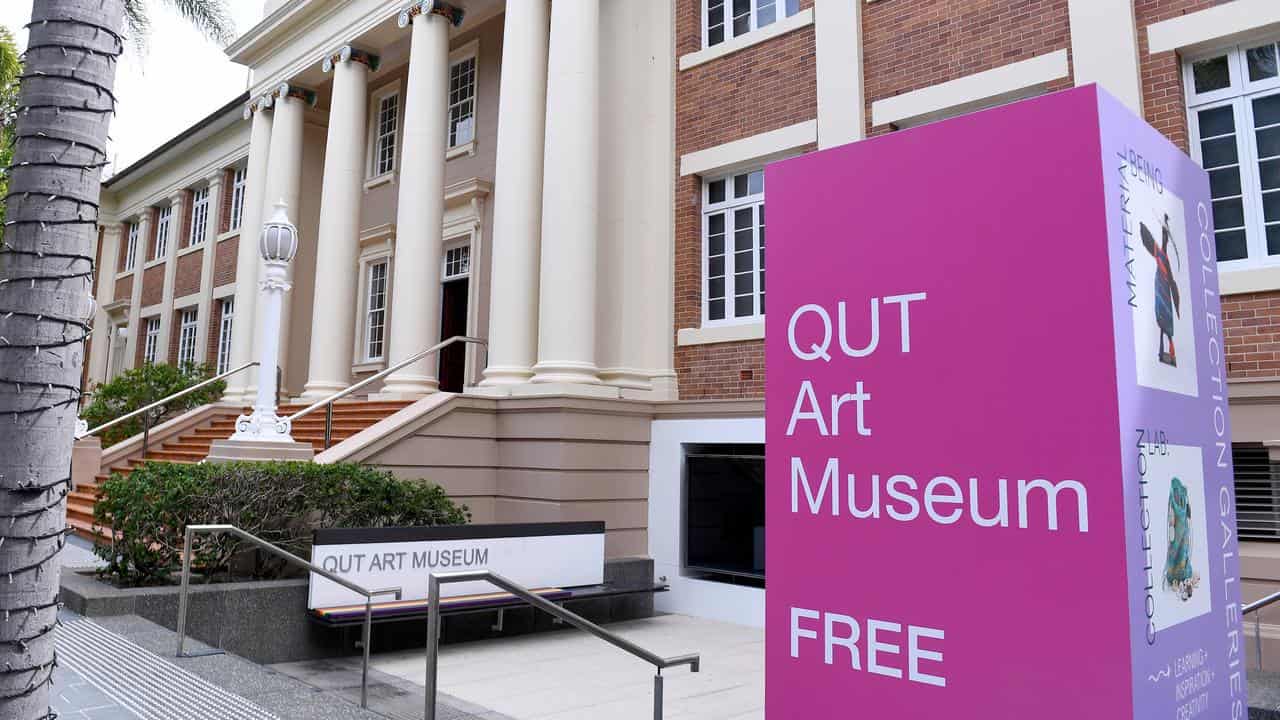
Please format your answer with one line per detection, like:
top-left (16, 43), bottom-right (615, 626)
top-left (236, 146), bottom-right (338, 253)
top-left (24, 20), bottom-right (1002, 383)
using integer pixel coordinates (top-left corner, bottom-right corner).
top-left (438, 243), bottom-right (470, 392)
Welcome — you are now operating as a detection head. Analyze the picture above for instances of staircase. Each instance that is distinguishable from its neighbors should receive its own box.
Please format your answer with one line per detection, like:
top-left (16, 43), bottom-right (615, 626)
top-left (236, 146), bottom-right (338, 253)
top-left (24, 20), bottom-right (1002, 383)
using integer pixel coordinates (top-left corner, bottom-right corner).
top-left (68, 400), bottom-right (412, 539)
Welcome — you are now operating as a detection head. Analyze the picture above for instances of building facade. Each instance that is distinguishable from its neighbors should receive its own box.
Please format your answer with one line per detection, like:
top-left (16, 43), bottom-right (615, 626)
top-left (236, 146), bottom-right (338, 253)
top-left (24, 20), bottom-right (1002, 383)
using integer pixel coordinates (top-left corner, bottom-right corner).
top-left (87, 0), bottom-right (1280, 626)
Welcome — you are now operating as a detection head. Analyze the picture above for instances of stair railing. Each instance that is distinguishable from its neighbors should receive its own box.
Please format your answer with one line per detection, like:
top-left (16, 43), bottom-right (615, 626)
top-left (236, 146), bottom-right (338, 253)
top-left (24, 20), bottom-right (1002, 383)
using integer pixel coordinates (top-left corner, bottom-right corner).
top-left (77, 361), bottom-right (260, 455)
top-left (176, 524), bottom-right (402, 710)
top-left (421, 570), bottom-right (699, 720)
top-left (1244, 590), bottom-right (1280, 670)
top-left (285, 335), bottom-right (487, 450)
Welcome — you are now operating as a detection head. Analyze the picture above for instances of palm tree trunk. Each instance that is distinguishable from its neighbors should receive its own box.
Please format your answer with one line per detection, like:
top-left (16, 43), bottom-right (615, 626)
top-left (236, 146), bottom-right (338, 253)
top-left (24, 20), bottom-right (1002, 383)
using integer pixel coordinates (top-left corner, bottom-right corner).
top-left (0, 1), bottom-right (124, 717)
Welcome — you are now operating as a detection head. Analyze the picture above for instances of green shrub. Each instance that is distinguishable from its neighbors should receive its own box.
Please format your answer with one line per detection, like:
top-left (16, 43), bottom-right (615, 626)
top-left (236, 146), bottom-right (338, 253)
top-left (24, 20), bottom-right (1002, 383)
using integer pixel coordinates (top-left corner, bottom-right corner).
top-left (82, 363), bottom-right (226, 447)
top-left (93, 461), bottom-right (469, 587)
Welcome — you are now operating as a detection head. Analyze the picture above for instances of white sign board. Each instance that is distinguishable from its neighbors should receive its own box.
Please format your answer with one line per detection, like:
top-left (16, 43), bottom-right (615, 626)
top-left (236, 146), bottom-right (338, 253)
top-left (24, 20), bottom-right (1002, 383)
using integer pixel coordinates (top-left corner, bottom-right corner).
top-left (308, 522), bottom-right (606, 609)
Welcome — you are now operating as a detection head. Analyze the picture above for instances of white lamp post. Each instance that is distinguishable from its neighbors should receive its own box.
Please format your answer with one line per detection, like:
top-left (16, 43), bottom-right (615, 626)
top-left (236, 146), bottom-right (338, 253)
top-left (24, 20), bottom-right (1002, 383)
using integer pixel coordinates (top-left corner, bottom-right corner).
top-left (232, 201), bottom-right (299, 443)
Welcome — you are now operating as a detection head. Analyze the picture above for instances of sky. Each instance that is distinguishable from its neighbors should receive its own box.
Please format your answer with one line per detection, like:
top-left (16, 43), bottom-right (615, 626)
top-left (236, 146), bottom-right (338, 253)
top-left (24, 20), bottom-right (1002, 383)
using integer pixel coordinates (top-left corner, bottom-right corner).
top-left (1, 0), bottom-right (265, 174)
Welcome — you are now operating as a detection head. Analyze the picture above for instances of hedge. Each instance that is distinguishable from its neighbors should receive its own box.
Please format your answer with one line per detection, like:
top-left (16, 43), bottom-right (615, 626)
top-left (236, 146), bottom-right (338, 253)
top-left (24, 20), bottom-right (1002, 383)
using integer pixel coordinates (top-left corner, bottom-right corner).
top-left (81, 363), bottom-right (226, 447)
top-left (93, 461), bottom-right (469, 587)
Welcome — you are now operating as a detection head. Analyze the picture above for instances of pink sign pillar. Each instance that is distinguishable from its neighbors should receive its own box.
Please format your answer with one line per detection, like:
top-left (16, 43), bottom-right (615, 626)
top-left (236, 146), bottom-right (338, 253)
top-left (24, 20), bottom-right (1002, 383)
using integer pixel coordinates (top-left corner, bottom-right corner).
top-left (766, 85), bottom-right (1245, 719)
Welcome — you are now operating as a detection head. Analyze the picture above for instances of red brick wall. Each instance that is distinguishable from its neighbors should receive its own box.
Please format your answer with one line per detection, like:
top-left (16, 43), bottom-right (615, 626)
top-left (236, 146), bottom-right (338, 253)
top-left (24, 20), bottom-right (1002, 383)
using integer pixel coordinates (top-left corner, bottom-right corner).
top-left (145, 208), bottom-right (160, 261)
top-left (140, 264), bottom-right (164, 307)
top-left (1222, 292), bottom-right (1280, 380)
top-left (214, 235), bottom-right (238, 287)
top-left (862, 0), bottom-right (1072, 137)
top-left (113, 275), bottom-right (132, 305)
top-left (174, 248), bottom-right (203, 298)
top-left (673, 0), bottom-right (817, 400)
top-left (207, 298), bottom-right (227, 367)
top-left (168, 308), bottom-right (182, 365)
top-left (1133, 0), bottom-right (1235, 152)
top-left (219, 168), bottom-right (235, 234)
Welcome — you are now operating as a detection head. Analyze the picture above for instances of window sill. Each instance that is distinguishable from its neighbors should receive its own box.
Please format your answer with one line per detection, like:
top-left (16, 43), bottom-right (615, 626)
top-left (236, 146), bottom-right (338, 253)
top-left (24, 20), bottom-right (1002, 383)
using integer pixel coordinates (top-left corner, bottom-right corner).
top-left (142, 257), bottom-right (166, 270)
top-left (364, 172), bottom-right (397, 191)
top-left (678, 9), bottom-right (814, 72)
top-left (176, 243), bottom-right (204, 258)
top-left (447, 141), bottom-right (476, 161)
top-left (115, 269), bottom-right (135, 280)
top-left (677, 321), bottom-right (765, 346)
top-left (352, 360), bottom-right (386, 375)
top-left (216, 229), bottom-right (240, 243)
top-left (1221, 264), bottom-right (1280, 295)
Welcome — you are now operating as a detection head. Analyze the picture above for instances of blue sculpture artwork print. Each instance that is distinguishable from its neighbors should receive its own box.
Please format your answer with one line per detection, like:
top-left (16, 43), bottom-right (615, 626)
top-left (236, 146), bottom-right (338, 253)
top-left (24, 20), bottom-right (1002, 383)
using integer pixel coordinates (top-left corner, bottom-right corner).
top-left (1141, 215), bottom-right (1182, 367)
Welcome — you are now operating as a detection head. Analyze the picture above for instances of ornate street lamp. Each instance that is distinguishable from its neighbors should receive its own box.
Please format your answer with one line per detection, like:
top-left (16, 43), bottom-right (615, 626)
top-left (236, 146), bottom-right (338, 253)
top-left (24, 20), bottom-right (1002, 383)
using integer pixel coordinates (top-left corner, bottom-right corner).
top-left (231, 201), bottom-right (299, 443)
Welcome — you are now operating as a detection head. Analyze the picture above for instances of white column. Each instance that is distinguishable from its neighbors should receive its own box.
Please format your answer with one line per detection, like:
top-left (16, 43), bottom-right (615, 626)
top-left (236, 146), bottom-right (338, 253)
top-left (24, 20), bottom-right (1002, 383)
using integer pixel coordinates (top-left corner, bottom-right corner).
top-left (480, 0), bottom-right (551, 388)
top-left (302, 49), bottom-right (372, 400)
top-left (1068, 0), bottom-right (1143, 114)
top-left (87, 224), bottom-right (122, 385)
top-left (815, 0), bottom-right (865, 149)
top-left (225, 102), bottom-right (273, 402)
top-left (381, 9), bottom-right (452, 398)
top-left (530, 0), bottom-right (601, 386)
top-left (252, 86), bottom-right (306, 398)
top-left (156, 191), bottom-right (185, 361)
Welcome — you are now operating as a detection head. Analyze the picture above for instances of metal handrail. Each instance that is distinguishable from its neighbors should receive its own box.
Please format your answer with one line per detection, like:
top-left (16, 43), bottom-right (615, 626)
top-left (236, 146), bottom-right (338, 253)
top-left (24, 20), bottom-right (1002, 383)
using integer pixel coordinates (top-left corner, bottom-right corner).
top-left (286, 335), bottom-right (487, 449)
top-left (176, 524), bottom-right (402, 709)
top-left (76, 361), bottom-right (259, 441)
top-left (422, 570), bottom-right (699, 720)
top-left (1244, 590), bottom-right (1280, 671)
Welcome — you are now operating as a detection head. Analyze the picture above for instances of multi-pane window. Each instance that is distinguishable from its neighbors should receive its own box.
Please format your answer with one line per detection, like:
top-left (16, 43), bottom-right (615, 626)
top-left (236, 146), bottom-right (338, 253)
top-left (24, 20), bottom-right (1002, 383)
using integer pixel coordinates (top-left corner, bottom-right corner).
top-left (1187, 39), bottom-right (1280, 268)
top-left (230, 167), bottom-right (247, 231)
top-left (177, 308), bottom-right (199, 366)
top-left (704, 0), bottom-right (800, 48)
top-left (443, 245), bottom-right (470, 280)
top-left (143, 317), bottom-right (161, 365)
top-left (188, 187), bottom-right (209, 247)
top-left (154, 205), bottom-right (173, 259)
top-left (373, 92), bottom-right (399, 176)
top-left (123, 221), bottom-right (139, 271)
top-left (448, 56), bottom-right (476, 148)
top-left (703, 170), bottom-right (766, 323)
top-left (216, 298), bottom-right (234, 375)
top-left (365, 260), bottom-right (389, 361)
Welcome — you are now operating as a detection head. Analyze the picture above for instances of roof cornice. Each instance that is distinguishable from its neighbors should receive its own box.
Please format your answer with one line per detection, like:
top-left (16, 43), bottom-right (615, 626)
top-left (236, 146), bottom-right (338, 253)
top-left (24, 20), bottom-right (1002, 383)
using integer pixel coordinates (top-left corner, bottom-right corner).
top-left (225, 0), bottom-right (314, 64)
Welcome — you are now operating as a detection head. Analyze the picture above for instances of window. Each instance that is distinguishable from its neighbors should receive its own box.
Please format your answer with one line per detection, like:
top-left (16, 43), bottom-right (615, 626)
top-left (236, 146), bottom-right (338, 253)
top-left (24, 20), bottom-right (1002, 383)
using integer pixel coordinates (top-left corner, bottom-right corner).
top-left (1233, 443), bottom-right (1279, 540)
top-left (123, 221), bottom-right (139, 271)
top-left (684, 444), bottom-right (765, 586)
top-left (154, 205), bottom-right (173, 259)
top-left (216, 298), bottom-right (234, 375)
top-left (229, 167), bottom-right (247, 232)
top-left (704, 0), bottom-right (799, 48)
top-left (443, 244), bottom-right (470, 280)
top-left (143, 317), bottom-right (160, 365)
top-left (703, 169), bottom-right (766, 324)
top-left (1186, 39), bottom-right (1280, 268)
top-left (365, 260), bottom-right (389, 361)
top-left (448, 55), bottom-right (476, 148)
top-left (177, 308), bottom-right (199, 366)
top-left (188, 187), bottom-right (209, 247)
top-left (372, 91), bottom-right (399, 177)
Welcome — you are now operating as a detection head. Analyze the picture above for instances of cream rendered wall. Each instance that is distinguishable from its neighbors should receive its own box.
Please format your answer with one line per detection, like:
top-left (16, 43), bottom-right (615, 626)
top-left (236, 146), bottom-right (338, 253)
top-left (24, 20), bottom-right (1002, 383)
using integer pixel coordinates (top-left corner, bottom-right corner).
top-left (102, 120), bottom-right (248, 221)
top-left (597, 0), bottom-right (677, 397)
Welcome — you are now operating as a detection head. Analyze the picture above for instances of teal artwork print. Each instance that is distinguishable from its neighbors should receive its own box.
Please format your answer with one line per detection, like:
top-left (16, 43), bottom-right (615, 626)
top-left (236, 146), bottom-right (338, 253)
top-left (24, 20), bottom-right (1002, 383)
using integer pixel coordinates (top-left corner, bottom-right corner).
top-left (1163, 477), bottom-right (1200, 601)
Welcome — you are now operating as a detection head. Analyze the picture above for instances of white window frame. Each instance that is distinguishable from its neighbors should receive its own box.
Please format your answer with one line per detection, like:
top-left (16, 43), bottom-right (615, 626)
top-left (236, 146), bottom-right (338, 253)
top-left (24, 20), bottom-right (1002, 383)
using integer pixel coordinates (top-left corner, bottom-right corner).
top-left (442, 242), bottom-right (471, 281)
top-left (368, 82), bottom-right (401, 181)
top-left (143, 317), bottom-right (161, 365)
top-left (123, 221), bottom-right (139, 271)
top-left (229, 167), bottom-right (247, 232)
top-left (448, 44), bottom-right (478, 150)
top-left (363, 259), bottom-right (390, 363)
top-left (188, 187), bottom-right (210, 247)
top-left (702, 0), bottom-right (799, 50)
top-left (215, 297), bottom-right (234, 375)
top-left (154, 205), bottom-right (173, 259)
top-left (701, 169), bottom-right (766, 327)
top-left (177, 308), bottom-right (199, 366)
top-left (1186, 37), bottom-right (1280, 270)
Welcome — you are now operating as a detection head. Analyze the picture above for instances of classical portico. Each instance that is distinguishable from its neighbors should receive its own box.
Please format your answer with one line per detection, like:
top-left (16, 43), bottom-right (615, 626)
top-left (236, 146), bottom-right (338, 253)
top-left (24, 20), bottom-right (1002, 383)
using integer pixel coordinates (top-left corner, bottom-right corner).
top-left (223, 0), bottom-right (675, 404)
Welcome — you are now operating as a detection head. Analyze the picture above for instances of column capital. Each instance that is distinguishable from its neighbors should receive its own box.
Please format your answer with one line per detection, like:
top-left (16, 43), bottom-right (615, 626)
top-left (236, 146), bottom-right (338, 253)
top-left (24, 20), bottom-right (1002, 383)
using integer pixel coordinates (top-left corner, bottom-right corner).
top-left (243, 93), bottom-right (274, 120)
top-left (322, 45), bottom-right (381, 73)
top-left (204, 170), bottom-right (226, 189)
top-left (274, 83), bottom-right (318, 107)
top-left (168, 191), bottom-right (186, 207)
top-left (397, 1), bottom-right (464, 29)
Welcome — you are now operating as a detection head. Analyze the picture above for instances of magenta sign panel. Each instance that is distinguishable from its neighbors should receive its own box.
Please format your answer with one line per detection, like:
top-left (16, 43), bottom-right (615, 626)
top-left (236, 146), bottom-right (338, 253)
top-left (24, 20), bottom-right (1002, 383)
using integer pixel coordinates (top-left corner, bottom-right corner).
top-left (765, 86), bottom-right (1246, 718)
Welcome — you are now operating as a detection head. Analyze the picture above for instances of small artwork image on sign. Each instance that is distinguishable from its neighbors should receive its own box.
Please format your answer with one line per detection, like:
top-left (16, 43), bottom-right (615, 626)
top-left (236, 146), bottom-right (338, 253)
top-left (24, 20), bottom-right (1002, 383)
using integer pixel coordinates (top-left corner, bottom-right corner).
top-left (1130, 179), bottom-right (1198, 397)
top-left (1148, 444), bottom-right (1211, 633)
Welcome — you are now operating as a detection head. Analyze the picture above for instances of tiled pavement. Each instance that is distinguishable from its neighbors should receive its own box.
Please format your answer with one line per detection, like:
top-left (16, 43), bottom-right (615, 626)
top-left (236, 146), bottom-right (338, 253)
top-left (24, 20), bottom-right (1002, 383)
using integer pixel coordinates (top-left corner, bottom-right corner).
top-left (51, 612), bottom-right (504, 719)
